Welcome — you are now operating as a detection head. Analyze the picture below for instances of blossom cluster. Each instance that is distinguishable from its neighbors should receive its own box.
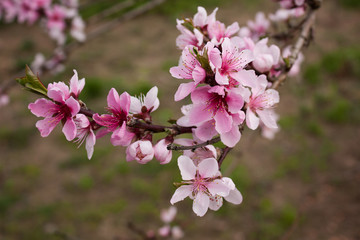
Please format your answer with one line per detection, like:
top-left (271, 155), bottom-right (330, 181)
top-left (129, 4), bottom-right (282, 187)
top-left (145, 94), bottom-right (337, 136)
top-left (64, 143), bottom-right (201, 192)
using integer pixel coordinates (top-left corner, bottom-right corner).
top-left (0, 0), bottom-right (86, 45)
top-left (23, 1), bottom-right (311, 218)
top-left (27, 70), bottom-right (173, 164)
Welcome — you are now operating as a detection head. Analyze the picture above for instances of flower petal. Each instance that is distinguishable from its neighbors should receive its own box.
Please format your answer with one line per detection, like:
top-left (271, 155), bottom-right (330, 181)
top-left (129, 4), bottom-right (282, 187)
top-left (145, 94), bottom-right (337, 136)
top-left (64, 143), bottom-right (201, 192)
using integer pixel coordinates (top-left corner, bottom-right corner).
top-left (35, 117), bottom-right (61, 137)
top-left (246, 108), bottom-right (260, 130)
top-left (178, 155), bottom-right (196, 180)
top-left (174, 82), bottom-right (196, 101)
top-left (224, 188), bottom-right (243, 205)
top-left (192, 192), bottom-right (210, 217)
top-left (28, 98), bottom-right (58, 117)
top-left (110, 122), bottom-right (135, 146)
top-left (198, 158), bottom-right (219, 178)
top-left (170, 185), bottom-right (192, 204)
top-left (63, 118), bottom-right (77, 141)
top-left (256, 109), bottom-right (278, 129)
top-left (207, 179), bottom-right (231, 197)
top-left (85, 130), bottom-right (96, 159)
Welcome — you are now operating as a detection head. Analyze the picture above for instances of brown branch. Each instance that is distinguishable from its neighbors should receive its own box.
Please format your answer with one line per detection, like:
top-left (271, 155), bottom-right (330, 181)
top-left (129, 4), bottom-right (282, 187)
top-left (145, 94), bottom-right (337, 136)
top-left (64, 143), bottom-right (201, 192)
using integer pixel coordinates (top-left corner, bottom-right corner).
top-left (167, 137), bottom-right (221, 151)
top-left (218, 147), bottom-right (232, 168)
top-left (128, 119), bottom-right (194, 134)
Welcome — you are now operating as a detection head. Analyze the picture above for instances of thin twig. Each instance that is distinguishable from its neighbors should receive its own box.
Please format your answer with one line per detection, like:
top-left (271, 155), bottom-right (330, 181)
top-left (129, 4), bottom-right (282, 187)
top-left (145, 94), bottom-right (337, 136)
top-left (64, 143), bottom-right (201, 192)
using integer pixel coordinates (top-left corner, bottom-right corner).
top-left (167, 137), bottom-right (221, 151)
top-left (272, 8), bottom-right (317, 89)
top-left (218, 147), bottom-right (232, 168)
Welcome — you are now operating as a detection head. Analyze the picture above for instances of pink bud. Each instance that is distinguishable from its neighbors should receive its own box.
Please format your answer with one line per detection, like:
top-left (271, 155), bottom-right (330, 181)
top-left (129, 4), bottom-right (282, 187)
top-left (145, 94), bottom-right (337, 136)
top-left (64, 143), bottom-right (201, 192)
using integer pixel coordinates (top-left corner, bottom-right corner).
top-left (154, 139), bottom-right (172, 164)
top-left (126, 140), bottom-right (154, 164)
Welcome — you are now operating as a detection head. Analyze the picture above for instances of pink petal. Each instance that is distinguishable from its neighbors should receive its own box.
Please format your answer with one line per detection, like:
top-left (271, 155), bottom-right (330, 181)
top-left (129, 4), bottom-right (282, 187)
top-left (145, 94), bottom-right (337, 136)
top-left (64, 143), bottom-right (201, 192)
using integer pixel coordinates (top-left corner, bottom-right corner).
top-left (190, 86), bottom-right (211, 104)
top-left (207, 179), bottom-right (231, 197)
top-left (65, 96), bottom-right (80, 117)
top-left (246, 108), bottom-right (260, 130)
top-left (170, 66), bottom-right (190, 79)
top-left (69, 69), bottom-right (85, 97)
top-left (107, 88), bottom-right (121, 111)
top-left (85, 130), bottom-right (96, 159)
top-left (194, 120), bottom-right (217, 142)
top-left (170, 185), bottom-right (192, 204)
top-left (231, 69), bottom-right (257, 88)
top-left (226, 91), bottom-right (244, 113)
top-left (220, 125), bottom-right (241, 147)
top-left (178, 155), bottom-right (196, 180)
top-left (215, 71), bottom-right (229, 85)
top-left (224, 188), bottom-right (243, 205)
top-left (209, 195), bottom-right (223, 211)
top-left (188, 104), bottom-right (213, 125)
top-left (144, 86), bottom-right (159, 112)
top-left (174, 82), bottom-right (196, 101)
top-left (47, 82), bottom-right (70, 103)
top-left (198, 158), bottom-right (219, 178)
top-left (209, 47), bottom-right (222, 69)
top-left (225, 22), bottom-right (240, 36)
top-left (214, 109), bottom-right (232, 133)
top-left (63, 118), bottom-right (77, 141)
top-left (119, 91), bottom-right (131, 114)
top-left (28, 98), bottom-right (58, 117)
top-left (35, 117), bottom-right (61, 137)
top-left (110, 122), bottom-right (134, 146)
top-left (130, 96), bottom-right (142, 113)
top-left (256, 109), bottom-right (278, 129)
top-left (192, 192), bottom-right (210, 217)
top-left (192, 65), bottom-right (206, 84)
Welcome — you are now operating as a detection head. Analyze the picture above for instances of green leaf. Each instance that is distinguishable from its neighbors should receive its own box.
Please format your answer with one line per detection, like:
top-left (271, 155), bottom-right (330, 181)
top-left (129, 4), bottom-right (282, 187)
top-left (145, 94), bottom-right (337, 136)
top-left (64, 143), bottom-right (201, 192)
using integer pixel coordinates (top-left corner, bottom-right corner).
top-left (16, 65), bottom-right (47, 97)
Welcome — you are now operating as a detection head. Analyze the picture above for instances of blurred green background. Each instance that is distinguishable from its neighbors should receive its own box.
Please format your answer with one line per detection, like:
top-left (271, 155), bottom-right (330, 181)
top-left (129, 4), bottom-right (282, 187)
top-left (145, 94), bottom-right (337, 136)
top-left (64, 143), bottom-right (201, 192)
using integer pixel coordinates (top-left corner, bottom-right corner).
top-left (0, 0), bottom-right (359, 239)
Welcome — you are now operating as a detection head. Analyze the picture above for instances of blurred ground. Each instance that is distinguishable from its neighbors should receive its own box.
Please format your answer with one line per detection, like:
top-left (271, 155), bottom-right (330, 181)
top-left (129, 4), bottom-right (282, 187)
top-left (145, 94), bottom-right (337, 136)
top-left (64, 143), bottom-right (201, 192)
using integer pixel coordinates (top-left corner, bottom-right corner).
top-left (0, 0), bottom-right (360, 239)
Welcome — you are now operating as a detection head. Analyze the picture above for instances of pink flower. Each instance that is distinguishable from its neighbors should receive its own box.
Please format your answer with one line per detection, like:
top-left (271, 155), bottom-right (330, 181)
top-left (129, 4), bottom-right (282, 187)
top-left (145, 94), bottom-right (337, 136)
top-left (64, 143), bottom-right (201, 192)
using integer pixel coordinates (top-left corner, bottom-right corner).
top-left (126, 140), bottom-right (154, 164)
top-left (93, 88), bottom-right (135, 146)
top-left (33, 0), bottom-right (51, 9)
top-left (31, 53), bottom-right (46, 75)
top-left (252, 38), bottom-right (280, 73)
top-left (28, 82), bottom-right (80, 140)
top-left (170, 46), bottom-right (206, 101)
top-left (209, 37), bottom-right (253, 85)
top-left (236, 70), bottom-right (280, 130)
top-left (176, 19), bottom-right (203, 50)
top-left (193, 6), bottom-right (217, 28)
top-left (46, 5), bottom-right (66, 31)
top-left (17, 0), bottom-right (39, 24)
top-left (207, 20), bottom-right (239, 45)
top-left (154, 138), bottom-right (172, 164)
top-left (74, 114), bottom-right (96, 159)
top-left (187, 85), bottom-right (245, 135)
top-left (170, 156), bottom-right (241, 217)
top-left (239, 12), bottom-right (269, 41)
top-left (130, 86), bottom-right (159, 114)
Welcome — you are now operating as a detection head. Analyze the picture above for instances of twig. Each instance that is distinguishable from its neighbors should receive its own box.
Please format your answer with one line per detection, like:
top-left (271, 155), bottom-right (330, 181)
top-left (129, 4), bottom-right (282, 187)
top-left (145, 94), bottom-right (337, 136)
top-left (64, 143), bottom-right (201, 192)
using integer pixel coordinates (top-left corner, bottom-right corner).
top-left (218, 147), bottom-right (232, 168)
top-left (1, 0), bottom-right (168, 95)
top-left (167, 137), bottom-right (221, 151)
top-left (272, 7), bottom-right (318, 89)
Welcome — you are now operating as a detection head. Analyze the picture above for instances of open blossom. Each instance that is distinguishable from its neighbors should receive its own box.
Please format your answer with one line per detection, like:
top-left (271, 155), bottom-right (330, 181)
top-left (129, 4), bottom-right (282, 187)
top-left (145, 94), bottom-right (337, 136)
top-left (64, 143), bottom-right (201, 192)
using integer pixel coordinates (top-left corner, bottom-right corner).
top-left (251, 38), bottom-right (281, 73)
top-left (17, 0), bottom-right (39, 24)
top-left (208, 20), bottom-right (240, 45)
top-left (187, 85), bottom-right (245, 136)
top-left (93, 89), bottom-right (135, 146)
top-left (74, 114), bottom-right (96, 159)
top-left (46, 5), bottom-right (67, 31)
top-left (236, 70), bottom-right (280, 130)
top-left (28, 82), bottom-right (80, 140)
top-left (170, 46), bottom-right (206, 101)
top-left (176, 19), bottom-right (204, 50)
top-left (209, 37), bottom-right (254, 85)
top-left (277, 0), bottom-right (305, 9)
top-left (2, 0), bottom-right (18, 22)
top-left (193, 6), bottom-right (217, 28)
top-left (126, 140), bottom-right (154, 164)
top-left (154, 138), bottom-right (172, 164)
top-left (170, 156), bottom-right (242, 217)
top-left (130, 86), bottom-right (159, 114)
top-left (239, 12), bottom-right (270, 41)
